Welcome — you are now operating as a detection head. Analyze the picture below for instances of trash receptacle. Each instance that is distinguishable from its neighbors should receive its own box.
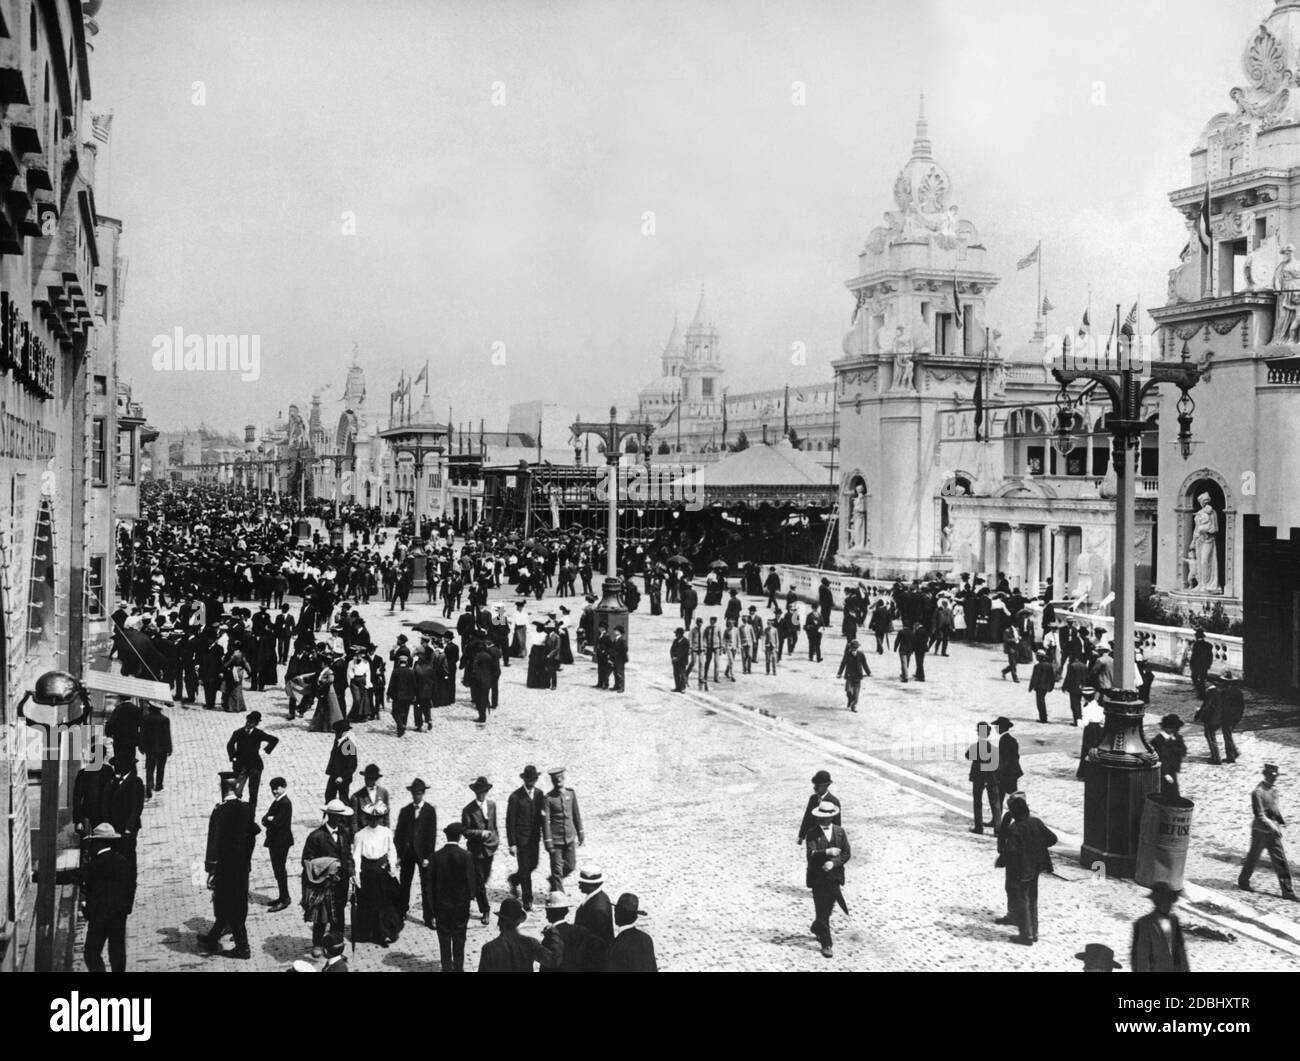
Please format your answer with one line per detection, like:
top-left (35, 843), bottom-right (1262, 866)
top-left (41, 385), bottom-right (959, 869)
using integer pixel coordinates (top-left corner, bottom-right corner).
top-left (1135, 793), bottom-right (1194, 891)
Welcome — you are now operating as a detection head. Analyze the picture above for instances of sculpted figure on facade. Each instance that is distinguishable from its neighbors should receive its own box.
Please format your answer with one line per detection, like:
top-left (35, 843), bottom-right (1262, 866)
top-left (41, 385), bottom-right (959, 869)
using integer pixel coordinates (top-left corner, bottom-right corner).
top-left (848, 482), bottom-right (868, 550)
top-left (1270, 243), bottom-right (1300, 343)
top-left (1189, 493), bottom-right (1222, 593)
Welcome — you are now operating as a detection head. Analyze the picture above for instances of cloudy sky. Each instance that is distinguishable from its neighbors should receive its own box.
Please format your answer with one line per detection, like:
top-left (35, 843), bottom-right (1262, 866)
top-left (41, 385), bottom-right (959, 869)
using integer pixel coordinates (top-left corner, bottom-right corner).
top-left (90, 0), bottom-right (1260, 432)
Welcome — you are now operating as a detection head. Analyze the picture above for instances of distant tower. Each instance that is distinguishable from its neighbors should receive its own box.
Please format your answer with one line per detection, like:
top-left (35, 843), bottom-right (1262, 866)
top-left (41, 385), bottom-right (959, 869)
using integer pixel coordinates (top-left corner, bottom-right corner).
top-left (680, 287), bottom-right (723, 417)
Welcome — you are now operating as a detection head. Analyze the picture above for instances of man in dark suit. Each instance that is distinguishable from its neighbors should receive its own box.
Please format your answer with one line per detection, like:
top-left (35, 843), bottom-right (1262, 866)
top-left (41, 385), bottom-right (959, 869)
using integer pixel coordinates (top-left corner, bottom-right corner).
top-left (225, 710), bottom-right (279, 820)
top-left (797, 770), bottom-right (840, 844)
top-left (1151, 715), bottom-right (1188, 797)
top-left (1061, 653), bottom-right (1088, 725)
top-left (462, 777), bottom-right (499, 924)
top-left (669, 627), bottom-right (690, 692)
top-left (350, 764), bottom-right (390, 827)
top-left (574, 866), bottom-right (613, 966)
top-left (1188, 629), bottom-right (1213, 697)
top-left (609, 626), bottom-right (628, 692)
top-left (805, 801), bottom-right (850, 958)
top-left (104, 697), bottom-right (144, 767)
top-left (1028, 651), bottom-right (1056, 723)
top-left (261, 777), bottom-right (294, 911)
top-left (818, 578), bottom-right (834, 628)
top-left (993, 717), bottom-right (1021, 822)
top-left (139, 704), bottom-right (172, 799)
top-left (594, 628), bottom-right (612, 690)
top-left (1196, 669), bottom-right (1245, 765)
top-left (1130, 881), bottom-right (1190, 972)
top-left (965, 723), bottom-right (1000, 834)
top-left (999, 796), bottom-right (1058, 945)
top-left (506, 765), bottom-right (545, 911)
top-left (478, 897), bottom-right (562, 971)
top-left (609, 893), bottom-right (657, 972)
top-left (81, 823), bottom-right (136, 972)
top-left (103, 755), bottom-right (146, 863)
top-left (320, 931), bottom-right (349, 972)
top-left (539, 890), bottom-right (598, 972)
top-left (301, 800), bottom-right (353, 954)
top-left (430, 823), bottom-right (477, 971)
top-left (200, 772), bottom-right (256, 959)
top-left (395, 777), bottom-right (438, 925)
top-left (325, 720), bottom-right (357, 803)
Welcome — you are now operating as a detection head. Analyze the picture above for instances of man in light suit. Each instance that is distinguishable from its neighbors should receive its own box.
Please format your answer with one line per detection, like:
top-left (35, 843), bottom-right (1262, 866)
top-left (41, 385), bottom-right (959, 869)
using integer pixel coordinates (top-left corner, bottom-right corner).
top-left (805, 801), bottom-right (850, 958)
top-left (506, 765), bottom-right (546, 911)
top-left (1130, 881), bottom-right (1190, 972)
top-left (461, 776), bottom-right (499, 924)
top-left (395, 777), bottom-right (438, 926)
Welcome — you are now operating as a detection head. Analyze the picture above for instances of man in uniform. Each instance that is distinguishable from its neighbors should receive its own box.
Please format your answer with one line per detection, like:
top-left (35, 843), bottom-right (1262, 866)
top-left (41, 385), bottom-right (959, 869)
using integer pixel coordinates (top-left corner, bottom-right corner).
top-left (199, 771), bottom-right (256, 959)
top-left (805, 801), bottom-right (850, 959)
top-left (506, 765), bottom-right (546, 911)
top-left (542, 766), bottom-right (584, 892)
top-left (1238, 762), bottom-right (1298, 900)
top-left (461, 776), bottom-right (499, 924)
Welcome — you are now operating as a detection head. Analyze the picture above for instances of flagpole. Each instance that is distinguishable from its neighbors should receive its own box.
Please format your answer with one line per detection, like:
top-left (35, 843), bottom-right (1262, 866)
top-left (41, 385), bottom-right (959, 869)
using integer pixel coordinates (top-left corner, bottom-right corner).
top-left (1037, 240), bottom-right (1043, 331)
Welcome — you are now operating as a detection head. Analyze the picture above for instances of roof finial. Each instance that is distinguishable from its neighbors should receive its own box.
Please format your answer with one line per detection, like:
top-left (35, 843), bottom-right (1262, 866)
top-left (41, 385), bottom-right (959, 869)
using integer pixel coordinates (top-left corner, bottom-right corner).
top-left (912, 91), bottom-right (932, 160)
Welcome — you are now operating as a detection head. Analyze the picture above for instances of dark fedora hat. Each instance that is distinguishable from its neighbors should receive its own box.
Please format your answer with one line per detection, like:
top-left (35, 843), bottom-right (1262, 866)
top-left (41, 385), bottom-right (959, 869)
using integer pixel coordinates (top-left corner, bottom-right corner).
top-left (469, 776), bottom-right (493, 793)
top-left (519, 765), bottom-right (540, 783)
top-left (1148, 881), bottom-right (1182, 900)
top-left (993, 716), bottom-right (1013, 730)
top-left (1074, 943), bottom-right (1121, 970)
top-left (811, 770), bottom-right (833, 786)
top-left (496, 898), bottom-right (526, 926)
top-left (362, 763), bottom-right (382, 779)
top-left (1160, 714), bottom-right (1184, 730)
top-left (407, 777), bottom-right (428, 793)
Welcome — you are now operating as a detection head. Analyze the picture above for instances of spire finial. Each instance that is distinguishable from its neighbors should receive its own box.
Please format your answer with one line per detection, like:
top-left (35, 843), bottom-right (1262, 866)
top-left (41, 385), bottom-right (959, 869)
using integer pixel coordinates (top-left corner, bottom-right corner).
top-left (912, 91), bottom-right (932, 160)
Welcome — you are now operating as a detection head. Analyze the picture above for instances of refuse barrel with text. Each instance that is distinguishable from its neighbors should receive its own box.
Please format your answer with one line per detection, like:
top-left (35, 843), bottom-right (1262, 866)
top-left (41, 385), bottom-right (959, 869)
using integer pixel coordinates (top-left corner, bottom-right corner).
top-left (1134, 793), bottom-right (1194, 891)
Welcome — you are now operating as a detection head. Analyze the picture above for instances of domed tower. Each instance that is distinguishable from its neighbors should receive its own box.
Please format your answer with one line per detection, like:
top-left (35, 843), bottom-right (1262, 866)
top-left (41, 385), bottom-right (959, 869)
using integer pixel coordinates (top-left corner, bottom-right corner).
top-left (832, 95), bottom-right (1000, 578)
top-left (636, 315), bottom-right (686, 433)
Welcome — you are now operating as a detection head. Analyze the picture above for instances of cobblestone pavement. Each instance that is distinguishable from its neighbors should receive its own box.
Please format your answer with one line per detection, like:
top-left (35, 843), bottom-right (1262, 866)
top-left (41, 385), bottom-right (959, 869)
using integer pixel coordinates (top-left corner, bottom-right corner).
top-left (84, 574), bottom-right (1300, 971)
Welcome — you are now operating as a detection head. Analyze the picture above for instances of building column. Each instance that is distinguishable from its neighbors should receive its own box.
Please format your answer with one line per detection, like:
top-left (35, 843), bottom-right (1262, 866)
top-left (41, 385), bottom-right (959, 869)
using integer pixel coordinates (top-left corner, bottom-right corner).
top-left (1050, 527), bottom-right (1066, 599)
top-left (1026, 528), bottom-right (1043, 596)
top-left (1008, 523), bottom-right (1027, 590)
top-left (982, 523), bottom-right (998, 578)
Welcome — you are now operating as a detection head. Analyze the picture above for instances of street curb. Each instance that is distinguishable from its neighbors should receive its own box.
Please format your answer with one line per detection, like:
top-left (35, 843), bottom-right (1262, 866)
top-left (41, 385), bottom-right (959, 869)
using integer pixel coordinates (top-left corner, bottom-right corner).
top-left (627, 658), bottom-right (1300, 961)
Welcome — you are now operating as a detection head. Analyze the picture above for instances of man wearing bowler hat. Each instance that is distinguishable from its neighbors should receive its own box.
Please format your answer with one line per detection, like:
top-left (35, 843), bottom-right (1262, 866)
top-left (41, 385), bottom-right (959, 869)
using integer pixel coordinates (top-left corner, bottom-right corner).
top-left (429, 822), bottom-right (476, 971)
top-left (325, 719), bottom-right (357, 804)
top-left (797, 770), bottom-right (840, 845)
top-left (542, 767), bottom-right (584, 892)
top-left (395, 778), bottom-right (438, 925)
top-left (226, 709), bottom-right (278, 821)
top-left (462, 777), bottom-right (499, 923)
top-left (805, 801), bottom-right (850, 958)
top-left (477, 897), bottom-right (562, 971)
top-left (200, 770), bottom-right (256, 959)
top-left (609, 893), bottom-right (657, 972)
top-left (507, 765), bottom-right (546, 910)
top-left (1130, 881), bottom-right (1190, 972)
top-left (351, 764), bottom-right (390, 828)
top-left (1238, 762), bottom-right (1297, 900)
top-left (1151, 715), bottom-right (1187, 798)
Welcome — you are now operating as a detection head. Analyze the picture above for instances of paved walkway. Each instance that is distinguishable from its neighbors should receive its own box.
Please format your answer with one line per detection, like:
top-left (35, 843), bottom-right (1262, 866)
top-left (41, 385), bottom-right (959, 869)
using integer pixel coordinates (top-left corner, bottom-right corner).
top-left (79, 569), bottom-right (1300, 971)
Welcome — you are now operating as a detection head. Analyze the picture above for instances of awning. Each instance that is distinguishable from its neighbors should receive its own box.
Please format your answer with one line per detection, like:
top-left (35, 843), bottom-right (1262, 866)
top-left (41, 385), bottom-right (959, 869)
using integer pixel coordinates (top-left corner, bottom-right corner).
top-left (82, 670), bottom-right (174, 703)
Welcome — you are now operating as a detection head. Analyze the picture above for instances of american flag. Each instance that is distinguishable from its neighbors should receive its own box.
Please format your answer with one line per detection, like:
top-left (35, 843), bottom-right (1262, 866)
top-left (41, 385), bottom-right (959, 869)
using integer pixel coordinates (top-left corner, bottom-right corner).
top-left (1120, 302), bottom-right (1138, 338)
top-left (1041, 295), bottom-right (1055, 316)
top-left (1077, 309), bottom-right (1091, 340)
top-left (1016, 243), bottom-right (1040, 270)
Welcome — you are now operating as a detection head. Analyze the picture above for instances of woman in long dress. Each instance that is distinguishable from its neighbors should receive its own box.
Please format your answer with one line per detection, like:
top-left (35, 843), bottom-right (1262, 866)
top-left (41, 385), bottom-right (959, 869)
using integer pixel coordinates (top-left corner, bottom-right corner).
top-left (308, 668), bottom-right (344, 732)
top-left (222, 649), bottom-right (248, 713)
top-left (703, 571), bottom-right (722, 606)
top-left (352, 805), bottom-right (403, 946)
top-left (556, 608), bottom-right (575, 665)
top-left (526, 622), bottom-right (550, 689)
top-left (430, 644), bottom-right (455, 708)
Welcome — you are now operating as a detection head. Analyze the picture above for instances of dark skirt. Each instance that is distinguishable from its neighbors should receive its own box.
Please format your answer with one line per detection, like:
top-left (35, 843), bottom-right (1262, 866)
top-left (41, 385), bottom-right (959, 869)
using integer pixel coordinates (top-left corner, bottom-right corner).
top-left (559, 630), bottom-right (574, 665)
top-left (354, 858), bottom-right (403, 944)
top-left (526, 645), bottom-right (550, 688)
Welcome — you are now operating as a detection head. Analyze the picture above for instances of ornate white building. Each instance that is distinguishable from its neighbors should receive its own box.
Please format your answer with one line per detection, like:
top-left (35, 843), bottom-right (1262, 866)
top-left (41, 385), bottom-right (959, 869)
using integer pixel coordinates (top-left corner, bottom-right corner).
top-left (832, 99), bottom-right (1160, 593)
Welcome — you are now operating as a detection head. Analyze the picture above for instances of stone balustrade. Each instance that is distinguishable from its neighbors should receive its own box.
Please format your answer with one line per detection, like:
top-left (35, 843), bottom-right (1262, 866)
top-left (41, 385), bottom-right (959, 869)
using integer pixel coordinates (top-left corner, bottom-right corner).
top-left (1047, 607), bottom-right (1242, 676)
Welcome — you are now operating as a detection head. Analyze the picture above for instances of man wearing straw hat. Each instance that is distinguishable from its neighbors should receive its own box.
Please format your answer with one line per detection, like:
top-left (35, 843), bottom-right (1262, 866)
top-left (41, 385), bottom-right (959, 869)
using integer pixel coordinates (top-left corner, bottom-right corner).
top-left (301, 798), bottom-right (354, 956)
top-left (81, 822), bottom-right (136, 972)
top-left (805, 801), bottom-right (850, 958)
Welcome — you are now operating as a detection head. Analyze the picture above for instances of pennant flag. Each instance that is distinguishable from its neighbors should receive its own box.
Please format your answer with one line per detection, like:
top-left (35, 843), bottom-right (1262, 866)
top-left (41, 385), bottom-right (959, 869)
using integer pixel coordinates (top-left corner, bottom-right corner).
top-left (795, 389), bottom-right (807, 402)
top-left (414, 362), bottom-right (429, 386)
top-left (721, 391), bottom-right (728, 446)
top-left (973, 359), bottom-right (985, 443)
top-left (951, 276), bottom-right (964, 329)
top-left (1016, 243), bottom-right (1040, 271)
top-left (658, 403), bottom-right (678, 430)
top-left (1120, 302), bottom-right (1138, 338)
top-left (1041, 295), bottom-right (1055, 316)
top-left (783, 385), bottom-right (790, 435)
top-left (1077, 309), bottom-right (1091, 340)
top-left (1196, 180), bottom-right (1212, 251)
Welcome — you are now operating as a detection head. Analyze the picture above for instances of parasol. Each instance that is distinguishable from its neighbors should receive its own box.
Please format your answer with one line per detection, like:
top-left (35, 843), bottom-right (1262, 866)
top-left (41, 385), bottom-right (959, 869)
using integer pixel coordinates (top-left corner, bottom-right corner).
top-left (410, 619), bottom-right (450, 636)
top-left (708, 560), bottom-right (728, 570)
top-left (667, 555), bottom-right (689, 565)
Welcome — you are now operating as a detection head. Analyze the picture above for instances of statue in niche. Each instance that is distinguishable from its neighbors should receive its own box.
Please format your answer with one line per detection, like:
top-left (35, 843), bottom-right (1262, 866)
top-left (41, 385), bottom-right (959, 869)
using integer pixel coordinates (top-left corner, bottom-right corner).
top-left (848, 483), bottom-right (868, 550)
top-left (1189, 492), bottom-right (1222, 593)
top-left (890, 327), bottom-right (916, 392)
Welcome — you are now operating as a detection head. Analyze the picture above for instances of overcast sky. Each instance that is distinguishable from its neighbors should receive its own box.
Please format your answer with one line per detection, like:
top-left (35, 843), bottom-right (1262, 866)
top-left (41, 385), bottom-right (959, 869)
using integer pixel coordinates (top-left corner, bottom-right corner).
top-left (90, 0), bottom-right (1259, 432)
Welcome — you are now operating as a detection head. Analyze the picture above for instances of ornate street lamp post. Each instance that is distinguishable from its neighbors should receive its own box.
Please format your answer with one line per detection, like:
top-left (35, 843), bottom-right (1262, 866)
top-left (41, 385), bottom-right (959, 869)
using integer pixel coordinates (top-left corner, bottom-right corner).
top-left (570, 407), bottom-right (653, 645)
top-left (1052, 321), bottom-right (1204, 876)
